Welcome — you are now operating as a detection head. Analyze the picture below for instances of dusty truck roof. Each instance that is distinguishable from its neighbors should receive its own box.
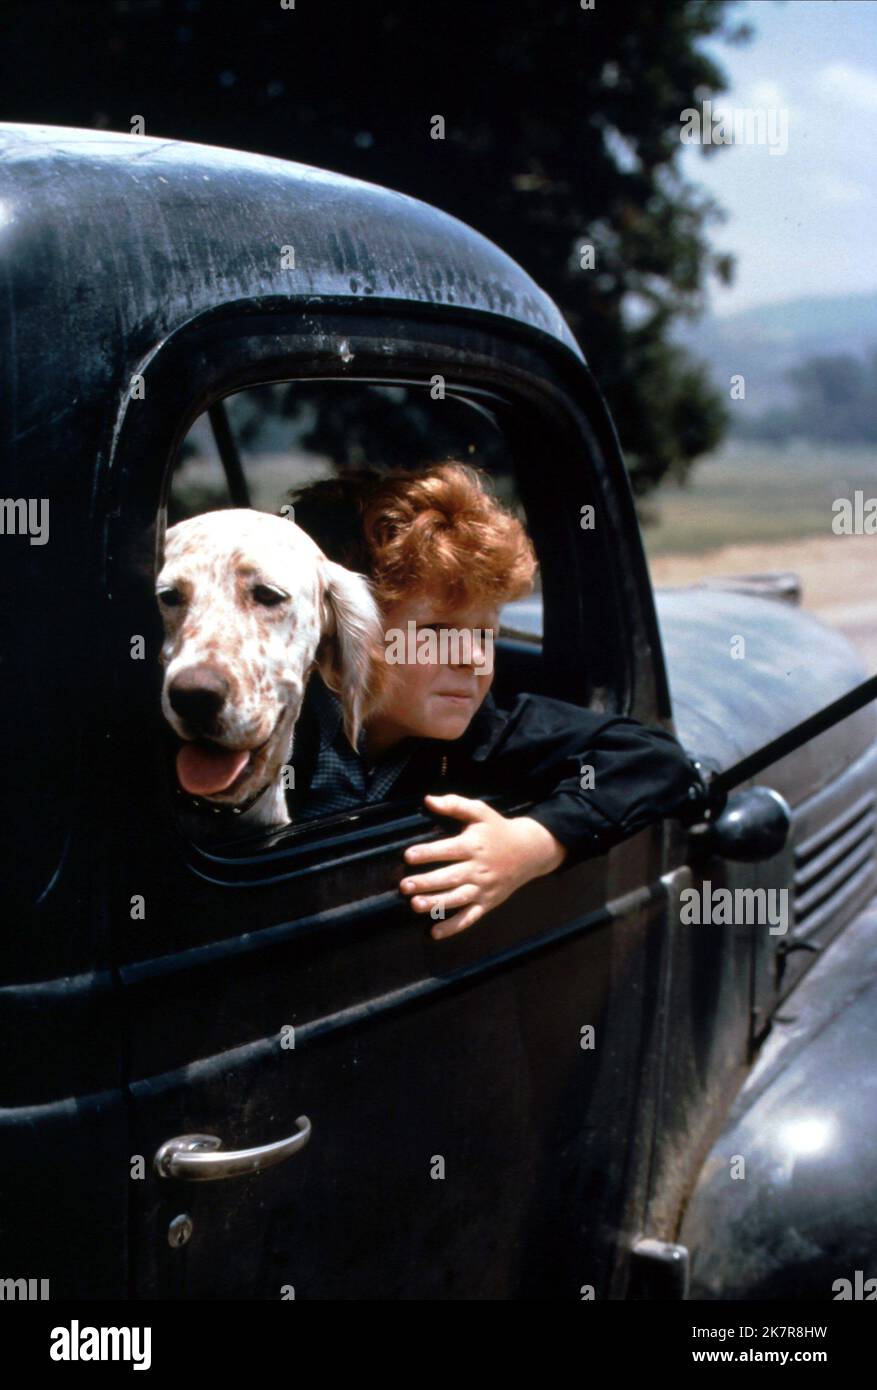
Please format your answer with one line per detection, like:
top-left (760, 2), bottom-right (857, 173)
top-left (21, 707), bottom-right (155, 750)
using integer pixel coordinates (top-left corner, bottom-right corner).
top-left (0, 122), bottom-right (582, 380)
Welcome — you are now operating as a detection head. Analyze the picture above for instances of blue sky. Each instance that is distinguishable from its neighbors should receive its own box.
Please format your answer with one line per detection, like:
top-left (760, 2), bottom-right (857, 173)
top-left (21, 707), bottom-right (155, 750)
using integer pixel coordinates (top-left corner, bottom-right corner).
top-left (683, 0), bottom-right (877, 315)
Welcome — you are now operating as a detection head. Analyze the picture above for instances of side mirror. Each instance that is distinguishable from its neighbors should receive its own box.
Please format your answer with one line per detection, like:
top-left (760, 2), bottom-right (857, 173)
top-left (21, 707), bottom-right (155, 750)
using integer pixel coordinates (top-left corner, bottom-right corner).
top-left (709, 786), bottom-right (792, 863)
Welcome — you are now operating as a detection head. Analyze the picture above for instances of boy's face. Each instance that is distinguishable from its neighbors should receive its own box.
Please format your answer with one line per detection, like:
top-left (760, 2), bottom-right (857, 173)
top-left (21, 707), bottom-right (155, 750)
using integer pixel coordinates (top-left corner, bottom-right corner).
top-left (370, 588), bottom-right (499, 748)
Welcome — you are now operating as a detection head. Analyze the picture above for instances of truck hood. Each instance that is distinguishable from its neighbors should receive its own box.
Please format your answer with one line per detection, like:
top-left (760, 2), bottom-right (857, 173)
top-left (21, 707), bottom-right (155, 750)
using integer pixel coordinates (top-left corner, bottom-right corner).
top-left (502, 589), bottom-right (876, 808)
top-left (655, 588), bottom-right (875, 806)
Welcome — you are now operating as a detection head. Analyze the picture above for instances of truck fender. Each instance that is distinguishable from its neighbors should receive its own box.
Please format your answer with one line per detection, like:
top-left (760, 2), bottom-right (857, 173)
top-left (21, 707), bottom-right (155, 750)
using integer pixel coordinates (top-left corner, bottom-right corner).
top-left (677, 897), bottom-right (877, 1299)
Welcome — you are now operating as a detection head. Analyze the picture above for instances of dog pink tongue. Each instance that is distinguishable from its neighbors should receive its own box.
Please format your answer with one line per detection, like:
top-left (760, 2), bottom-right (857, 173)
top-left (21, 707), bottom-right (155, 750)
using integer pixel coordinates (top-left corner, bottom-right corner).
top-left (177, 743), bottom-right (251, 796)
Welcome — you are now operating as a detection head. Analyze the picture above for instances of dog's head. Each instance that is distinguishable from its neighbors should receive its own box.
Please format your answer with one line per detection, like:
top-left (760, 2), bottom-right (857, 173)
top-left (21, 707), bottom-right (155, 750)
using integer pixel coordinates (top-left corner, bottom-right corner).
top-left (156, 508), bottom-right (382, 814)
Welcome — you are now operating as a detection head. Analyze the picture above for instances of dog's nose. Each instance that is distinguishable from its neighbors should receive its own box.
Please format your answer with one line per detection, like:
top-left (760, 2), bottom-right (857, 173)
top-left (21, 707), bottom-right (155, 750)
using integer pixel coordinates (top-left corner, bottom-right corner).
top-left (168, 665), bottom-right (230, 728)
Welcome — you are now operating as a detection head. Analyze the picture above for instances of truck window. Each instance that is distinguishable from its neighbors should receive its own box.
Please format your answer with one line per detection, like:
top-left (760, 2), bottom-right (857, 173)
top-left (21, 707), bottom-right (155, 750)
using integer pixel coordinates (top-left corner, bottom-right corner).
top-left (163, 380), bottom-right (545, 846)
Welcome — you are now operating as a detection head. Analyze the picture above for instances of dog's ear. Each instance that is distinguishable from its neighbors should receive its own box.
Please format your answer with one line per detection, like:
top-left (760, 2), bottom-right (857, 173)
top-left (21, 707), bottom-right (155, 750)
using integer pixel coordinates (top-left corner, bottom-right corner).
top-left (317, 560), bottom-right (384, 750)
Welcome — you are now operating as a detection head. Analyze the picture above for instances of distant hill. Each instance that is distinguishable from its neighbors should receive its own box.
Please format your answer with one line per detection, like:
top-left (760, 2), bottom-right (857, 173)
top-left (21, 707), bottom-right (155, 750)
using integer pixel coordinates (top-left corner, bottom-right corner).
top-left (673, 291), bottom-right (877, 418)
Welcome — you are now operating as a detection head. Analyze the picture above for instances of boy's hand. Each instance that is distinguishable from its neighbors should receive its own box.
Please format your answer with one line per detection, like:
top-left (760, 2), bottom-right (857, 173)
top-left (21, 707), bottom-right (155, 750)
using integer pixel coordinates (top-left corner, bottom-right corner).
top-left (400, 793), bottom-right (567, 940)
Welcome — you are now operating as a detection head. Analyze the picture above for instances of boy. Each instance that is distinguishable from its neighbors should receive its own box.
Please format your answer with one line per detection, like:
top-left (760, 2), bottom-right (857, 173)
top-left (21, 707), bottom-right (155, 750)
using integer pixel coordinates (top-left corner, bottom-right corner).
top-left (288, 463), bottom-right (708, 939)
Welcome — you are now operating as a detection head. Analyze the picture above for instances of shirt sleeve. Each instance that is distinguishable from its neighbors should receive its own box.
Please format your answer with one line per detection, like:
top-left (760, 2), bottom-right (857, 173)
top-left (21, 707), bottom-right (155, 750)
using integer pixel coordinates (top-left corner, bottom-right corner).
top-left (482, 695), bottom-right (706, 869)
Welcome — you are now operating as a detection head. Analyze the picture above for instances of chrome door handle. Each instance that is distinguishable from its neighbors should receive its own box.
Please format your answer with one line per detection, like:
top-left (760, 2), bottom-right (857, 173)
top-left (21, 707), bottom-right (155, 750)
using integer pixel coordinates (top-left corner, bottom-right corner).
top-left (154, 1115), bottom-right (311, 1181)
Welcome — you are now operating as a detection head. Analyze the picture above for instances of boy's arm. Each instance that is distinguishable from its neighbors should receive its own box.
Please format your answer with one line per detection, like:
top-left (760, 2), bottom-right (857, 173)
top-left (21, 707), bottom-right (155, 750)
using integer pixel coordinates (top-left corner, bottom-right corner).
top-left (401, 794), bottom-right (569, 939)
top-left (517, 711), bottom-right (708, 867)
top-left (400, 696), bottom-right (708, 937)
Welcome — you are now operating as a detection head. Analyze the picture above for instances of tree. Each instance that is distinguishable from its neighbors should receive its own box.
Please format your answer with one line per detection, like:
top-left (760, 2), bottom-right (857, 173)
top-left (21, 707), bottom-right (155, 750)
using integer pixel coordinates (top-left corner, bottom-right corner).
top-left (2, 0), bottom-right (746, 489)
top-left (737, 347), bottom-right (877, 443)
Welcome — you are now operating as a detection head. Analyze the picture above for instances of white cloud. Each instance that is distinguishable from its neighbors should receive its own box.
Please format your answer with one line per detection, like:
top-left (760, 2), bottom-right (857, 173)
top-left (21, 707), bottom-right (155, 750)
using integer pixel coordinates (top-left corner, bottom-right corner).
top-left (747, 80), bottom-right (787, 109)
top-left (821, 175), bottom-right (870, 205)
top-left (816, 62), bottom-right (877, 110)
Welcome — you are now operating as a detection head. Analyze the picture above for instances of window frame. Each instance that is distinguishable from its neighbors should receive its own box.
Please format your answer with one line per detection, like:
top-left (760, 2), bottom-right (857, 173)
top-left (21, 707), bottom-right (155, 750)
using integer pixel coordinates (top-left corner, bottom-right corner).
top-left (105, 300), bottom-right (649, 889)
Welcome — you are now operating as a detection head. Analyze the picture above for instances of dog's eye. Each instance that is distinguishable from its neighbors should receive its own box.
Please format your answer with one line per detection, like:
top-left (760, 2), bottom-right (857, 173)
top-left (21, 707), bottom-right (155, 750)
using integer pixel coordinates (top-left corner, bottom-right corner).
top-left (156, 587), bottom-right (184, 608)
top-left (253, 584), bottom-right (289, 607)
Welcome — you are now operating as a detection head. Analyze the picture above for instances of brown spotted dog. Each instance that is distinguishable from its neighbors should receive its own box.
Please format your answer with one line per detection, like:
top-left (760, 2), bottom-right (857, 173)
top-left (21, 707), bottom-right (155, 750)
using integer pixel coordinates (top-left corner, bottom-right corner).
top-left (155, 508), bottom-right (382, 834)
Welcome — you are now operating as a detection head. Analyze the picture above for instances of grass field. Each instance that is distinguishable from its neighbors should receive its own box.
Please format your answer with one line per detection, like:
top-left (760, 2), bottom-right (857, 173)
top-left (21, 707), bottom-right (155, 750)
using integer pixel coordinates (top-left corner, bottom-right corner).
top-left (642, 440), bottom-right (877, 671)
top-left (641, 440), bottom-right (877, 556)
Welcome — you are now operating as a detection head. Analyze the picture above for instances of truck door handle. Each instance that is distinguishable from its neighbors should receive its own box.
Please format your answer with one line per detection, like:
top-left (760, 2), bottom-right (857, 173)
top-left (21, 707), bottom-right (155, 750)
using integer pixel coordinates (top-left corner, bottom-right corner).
top-left (154, 1115), bottom-right (311, 1181)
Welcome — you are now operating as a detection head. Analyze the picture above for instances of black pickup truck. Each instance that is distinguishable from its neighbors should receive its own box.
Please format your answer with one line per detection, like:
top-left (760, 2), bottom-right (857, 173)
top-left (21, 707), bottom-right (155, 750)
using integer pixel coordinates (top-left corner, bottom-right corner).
top-left (2, 123), bottom-right (876, 1301)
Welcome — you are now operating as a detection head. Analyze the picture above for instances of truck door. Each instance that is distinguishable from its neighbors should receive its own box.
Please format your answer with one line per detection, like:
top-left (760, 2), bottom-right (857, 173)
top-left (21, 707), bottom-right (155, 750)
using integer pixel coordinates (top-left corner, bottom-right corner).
top-left (109, 309), bottom-right (677, 1298)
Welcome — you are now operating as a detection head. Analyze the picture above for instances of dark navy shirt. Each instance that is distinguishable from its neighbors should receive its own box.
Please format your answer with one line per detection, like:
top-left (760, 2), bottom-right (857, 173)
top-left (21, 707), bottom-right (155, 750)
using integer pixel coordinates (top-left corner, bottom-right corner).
top-left (287, 676), bottom-right (708, 865)
top-left (294, 677), bottom-right (414, 821)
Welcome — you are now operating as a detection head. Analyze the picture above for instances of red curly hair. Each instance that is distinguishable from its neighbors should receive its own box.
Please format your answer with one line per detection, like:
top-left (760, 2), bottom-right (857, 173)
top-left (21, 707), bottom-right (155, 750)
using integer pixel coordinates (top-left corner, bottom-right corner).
top-left (291, 462), bottom-right (537, 609)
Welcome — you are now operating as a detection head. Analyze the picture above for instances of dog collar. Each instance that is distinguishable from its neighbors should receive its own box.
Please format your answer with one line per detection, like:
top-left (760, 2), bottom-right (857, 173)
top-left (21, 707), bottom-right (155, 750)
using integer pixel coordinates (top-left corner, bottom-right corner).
top-left (174, 780), bottom-right (273, 819)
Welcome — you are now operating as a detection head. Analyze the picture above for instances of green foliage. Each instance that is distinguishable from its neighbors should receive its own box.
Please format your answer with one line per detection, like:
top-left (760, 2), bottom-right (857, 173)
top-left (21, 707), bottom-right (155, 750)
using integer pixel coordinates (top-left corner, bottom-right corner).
top-left (6, 0), bottom-right (744, 490)
top-left (643, 442), bottom-right (877, 555)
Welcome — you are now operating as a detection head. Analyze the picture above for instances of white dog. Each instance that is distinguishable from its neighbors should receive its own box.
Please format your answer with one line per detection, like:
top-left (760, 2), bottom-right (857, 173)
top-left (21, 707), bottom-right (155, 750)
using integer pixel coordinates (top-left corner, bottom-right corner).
top-left (156, 508), bottom-right (382, 832)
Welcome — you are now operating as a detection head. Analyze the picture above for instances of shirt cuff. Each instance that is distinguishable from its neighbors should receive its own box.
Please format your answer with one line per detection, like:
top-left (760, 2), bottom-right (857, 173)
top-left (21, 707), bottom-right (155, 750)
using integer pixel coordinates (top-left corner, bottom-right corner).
top-left (523, 796), bottom-right (619, 867)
